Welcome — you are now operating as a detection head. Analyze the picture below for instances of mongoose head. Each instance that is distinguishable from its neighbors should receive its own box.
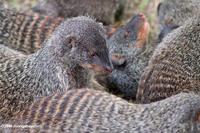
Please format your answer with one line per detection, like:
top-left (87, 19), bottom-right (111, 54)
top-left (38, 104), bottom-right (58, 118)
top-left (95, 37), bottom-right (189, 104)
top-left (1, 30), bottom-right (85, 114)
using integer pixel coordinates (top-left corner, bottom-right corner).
top-left (157, 2), bottom-right (179, 42)
top-left (95, 14), bottom-right (150, 100)
top-left (158, 24), bottom-right (179, 43)
top-left (108, 13), bottom-right (150, 66)
top-left (46, 16), bottom-right (113, 73)
top-left (157, 0), bottom-right (200, 40)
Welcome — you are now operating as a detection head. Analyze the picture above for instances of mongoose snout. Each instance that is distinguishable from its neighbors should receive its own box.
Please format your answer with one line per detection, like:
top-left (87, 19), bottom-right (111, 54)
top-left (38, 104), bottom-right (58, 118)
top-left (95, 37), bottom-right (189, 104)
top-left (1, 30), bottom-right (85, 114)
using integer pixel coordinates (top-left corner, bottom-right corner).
top-left (134, 13), bottom-right (150, 48)
top-left (81, 63), bottom-right (113, 74)
top-left (95, 13), bottom-right (152, 100)
top-left (110, 13), bottom-right (149, 67)
top-left (110, 54), bottom-right (127, 67)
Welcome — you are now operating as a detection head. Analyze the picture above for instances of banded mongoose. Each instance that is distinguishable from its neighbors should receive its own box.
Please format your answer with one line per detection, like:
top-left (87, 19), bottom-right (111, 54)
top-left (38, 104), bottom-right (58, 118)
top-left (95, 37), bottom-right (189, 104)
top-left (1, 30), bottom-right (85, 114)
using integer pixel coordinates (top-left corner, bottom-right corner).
top-left (0, 7), bottom-right (118, 54)
top-left (0, 16), bottom-right (112, 123)
top-left (157, 0), bottom-right (200, 42)
top-left (137, 16), bottom-right (200, 103)
top-left (32, 0), bottom-right (126, 25)
top-left (9, 89), bottom-right (200, 132)
top-left (0, 7), bottom-right (63, 54)
top-left (96, 13), bottom-right (152, 100)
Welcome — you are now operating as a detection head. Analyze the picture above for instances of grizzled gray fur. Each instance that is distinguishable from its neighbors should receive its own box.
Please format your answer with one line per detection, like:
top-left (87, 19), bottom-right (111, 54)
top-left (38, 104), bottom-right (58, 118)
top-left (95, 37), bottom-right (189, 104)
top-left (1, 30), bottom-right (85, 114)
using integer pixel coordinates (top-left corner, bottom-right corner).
top-left (157, 0), bottom-right (200, 42)
top-left (137, 16), bottom-right (200, 103)
top-left (0, 16), bottom-right (112, 123)
top-left (9, 89), bottom-right (200, 132)
top-left (96, 14), bottom-right (153, 100)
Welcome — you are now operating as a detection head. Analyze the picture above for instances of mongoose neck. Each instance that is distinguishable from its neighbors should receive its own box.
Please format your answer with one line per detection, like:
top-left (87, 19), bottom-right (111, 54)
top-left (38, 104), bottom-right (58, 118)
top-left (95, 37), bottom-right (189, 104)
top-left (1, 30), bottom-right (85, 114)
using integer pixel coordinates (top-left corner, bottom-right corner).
top-left (26, 45), bottom-right (89, 92)
top-left (0, 44), bottom-right (90, 123)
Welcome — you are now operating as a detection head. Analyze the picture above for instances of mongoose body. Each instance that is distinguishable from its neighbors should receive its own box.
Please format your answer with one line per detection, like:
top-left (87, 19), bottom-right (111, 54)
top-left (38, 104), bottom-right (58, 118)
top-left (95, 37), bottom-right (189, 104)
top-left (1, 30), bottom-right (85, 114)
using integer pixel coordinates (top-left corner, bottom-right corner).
top-left (137, 16), bottom-right (200, 103)
top-left (32, 0), bottom-right (126, 25)
top-left (0, 7), bottom-right (63, 54)
top-left (9, 89), bottom-right (200, 132)
top-left (0, 16), bottom-right (112, 123)
top-left (158, 0), bottom-right (200, 26)
top-left (157, 0), bottom-right (200, 41)
top-left (96, 14), bottom-right (152, 100)
top-left (0, 8), bottom-right (118, 54)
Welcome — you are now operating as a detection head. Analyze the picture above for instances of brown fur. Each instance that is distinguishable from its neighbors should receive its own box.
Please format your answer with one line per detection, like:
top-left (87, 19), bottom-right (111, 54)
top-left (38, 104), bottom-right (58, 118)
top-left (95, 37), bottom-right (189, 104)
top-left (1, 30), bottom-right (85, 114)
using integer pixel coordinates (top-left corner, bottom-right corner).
top-left (7, 89), bottom-right (200, 132)
top-left (137, 16), bottom-right (200, 103)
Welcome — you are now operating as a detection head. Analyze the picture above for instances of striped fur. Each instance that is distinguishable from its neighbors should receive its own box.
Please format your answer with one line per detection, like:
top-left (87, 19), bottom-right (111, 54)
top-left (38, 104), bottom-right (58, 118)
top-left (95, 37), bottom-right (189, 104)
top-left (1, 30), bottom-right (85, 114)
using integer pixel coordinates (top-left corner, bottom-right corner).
top-left (137, 16), bottom-right (200, 103)
top-left (0, 7), bottom-right (63, 54)
top-left (9, 89), bottom-right (200, 132)
top-left (0, 16), bottom-right (112, 123)
top-left (158, 0), bottom-right (200, 27)
top-left (157, 0), bottom-right (200, 42)
top-left (96, 13), bottom-right (153, 100)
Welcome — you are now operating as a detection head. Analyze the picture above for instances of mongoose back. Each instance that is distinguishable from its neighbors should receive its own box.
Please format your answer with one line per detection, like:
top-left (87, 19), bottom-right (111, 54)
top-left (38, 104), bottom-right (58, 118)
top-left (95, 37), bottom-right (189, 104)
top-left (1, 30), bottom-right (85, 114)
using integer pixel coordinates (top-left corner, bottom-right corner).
top-left (8, 89), bottom-right (200, 132)
top-left (32, 0), bottom-right (126, 25)
top-left (157, 0), bottom-right (200, 41)
top-left (0, 16), bottom-right (112, 123)
top-left (137, 16), bottom-right (200, 103)
top-left (96, 13), bottom-right (152, 100)
top-left (0, 7), bottom-right (63, 54)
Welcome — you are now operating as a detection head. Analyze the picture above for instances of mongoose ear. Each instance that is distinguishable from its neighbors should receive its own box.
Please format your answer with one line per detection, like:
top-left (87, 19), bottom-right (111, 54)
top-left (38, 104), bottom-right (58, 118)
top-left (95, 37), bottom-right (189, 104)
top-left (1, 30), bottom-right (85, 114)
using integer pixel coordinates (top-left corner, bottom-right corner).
top-left (66, 36), bottom-right (77, 49)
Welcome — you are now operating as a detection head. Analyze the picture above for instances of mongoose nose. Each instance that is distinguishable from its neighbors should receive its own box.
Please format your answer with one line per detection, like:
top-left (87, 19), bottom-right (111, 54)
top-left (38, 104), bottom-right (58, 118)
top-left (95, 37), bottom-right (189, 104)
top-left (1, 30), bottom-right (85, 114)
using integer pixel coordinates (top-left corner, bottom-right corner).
top-left (104, 66), bottom-right (113, 73)
top-left (138, 13), bottom-right (146, 20)
top-left (111, 54), bottom-right (127, 67)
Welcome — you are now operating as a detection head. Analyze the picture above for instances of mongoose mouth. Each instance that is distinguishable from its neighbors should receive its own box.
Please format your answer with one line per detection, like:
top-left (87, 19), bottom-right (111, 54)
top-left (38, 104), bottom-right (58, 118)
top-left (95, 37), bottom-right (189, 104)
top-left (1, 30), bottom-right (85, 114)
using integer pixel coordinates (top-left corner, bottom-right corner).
top-left (111, 54), bottom-right (126, 67)
top-left (81, 64), bottom-right (113, 74)
top-left (135, 13), bottom-right (150, 48)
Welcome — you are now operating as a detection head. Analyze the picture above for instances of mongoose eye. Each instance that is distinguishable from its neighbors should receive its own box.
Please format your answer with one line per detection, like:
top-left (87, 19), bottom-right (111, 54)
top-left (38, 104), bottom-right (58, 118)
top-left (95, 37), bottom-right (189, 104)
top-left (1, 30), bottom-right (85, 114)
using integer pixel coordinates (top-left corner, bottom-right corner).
top-left (90, 52), bottom-right (97, 57)
top-left (66, 36), bottom-right (77, 48)
top-left (124, 31), bottom-right (130, 39)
